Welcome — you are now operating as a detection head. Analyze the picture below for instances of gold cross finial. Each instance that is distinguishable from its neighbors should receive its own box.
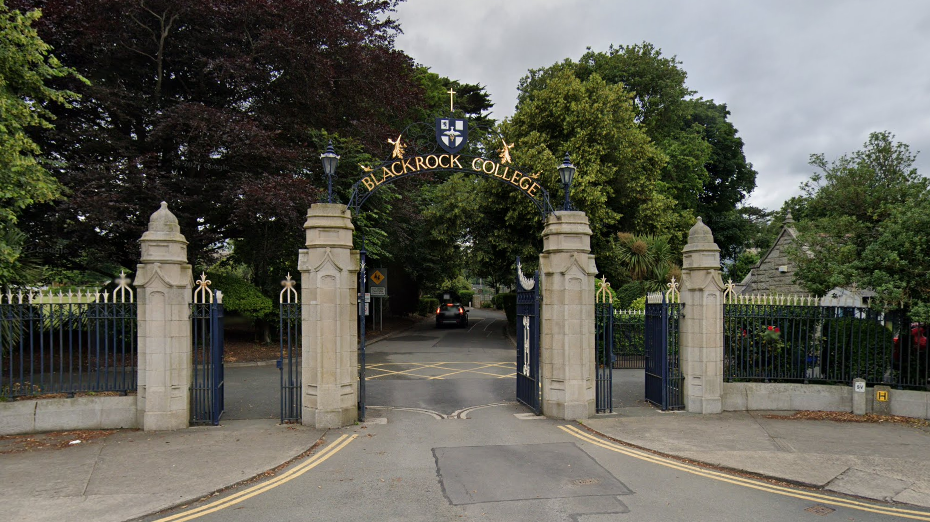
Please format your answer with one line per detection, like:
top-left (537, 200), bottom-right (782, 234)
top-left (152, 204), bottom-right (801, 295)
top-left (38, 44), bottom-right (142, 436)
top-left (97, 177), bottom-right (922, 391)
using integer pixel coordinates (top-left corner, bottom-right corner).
top-left (447, 87), bottom-right (456, 112)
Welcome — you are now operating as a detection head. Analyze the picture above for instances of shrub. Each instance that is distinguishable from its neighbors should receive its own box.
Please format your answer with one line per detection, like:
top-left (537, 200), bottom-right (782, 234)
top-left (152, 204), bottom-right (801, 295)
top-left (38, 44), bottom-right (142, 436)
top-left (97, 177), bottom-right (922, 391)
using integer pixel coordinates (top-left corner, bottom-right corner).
top-left (417, 297), bottom-right (439, 316)
top-left (615, 281), bottom-right (646, 309)
top-left (206, 272), bottom-right (273, 321)
top-left (821, 317), bottom-right (893, 382)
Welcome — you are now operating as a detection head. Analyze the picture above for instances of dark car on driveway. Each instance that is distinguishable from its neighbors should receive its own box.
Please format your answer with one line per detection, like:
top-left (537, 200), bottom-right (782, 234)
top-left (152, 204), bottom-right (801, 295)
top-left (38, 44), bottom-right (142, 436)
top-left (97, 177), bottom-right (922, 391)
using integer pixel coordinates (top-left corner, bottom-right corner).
top-left (436, 303), bottom-right (468, 328)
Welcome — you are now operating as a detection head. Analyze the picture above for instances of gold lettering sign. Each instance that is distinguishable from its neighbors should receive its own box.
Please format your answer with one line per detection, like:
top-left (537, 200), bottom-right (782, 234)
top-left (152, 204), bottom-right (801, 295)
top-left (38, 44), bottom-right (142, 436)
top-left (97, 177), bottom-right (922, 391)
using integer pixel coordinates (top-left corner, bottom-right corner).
top-left (356, 155), bottom-right (544, 202)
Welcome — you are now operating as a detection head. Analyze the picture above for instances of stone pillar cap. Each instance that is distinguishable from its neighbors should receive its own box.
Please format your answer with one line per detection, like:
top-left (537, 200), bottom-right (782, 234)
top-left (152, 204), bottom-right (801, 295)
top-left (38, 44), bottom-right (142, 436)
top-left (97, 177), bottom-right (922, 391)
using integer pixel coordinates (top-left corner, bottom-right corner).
top-left (140, 202), bottom-right (187, 243)
top-left (688, 217), bottom-right (714, 244)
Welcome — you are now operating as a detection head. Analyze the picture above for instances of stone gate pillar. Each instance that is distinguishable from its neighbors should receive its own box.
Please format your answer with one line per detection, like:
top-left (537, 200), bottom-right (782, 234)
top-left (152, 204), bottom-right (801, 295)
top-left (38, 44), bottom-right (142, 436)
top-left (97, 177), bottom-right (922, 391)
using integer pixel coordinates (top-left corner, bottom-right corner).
top-left (134, 202), bottom-right (192, 431)
top-left (680, 217), bottom-right (726, 414)
top-left (298, 203), bottom-right (359, 428)
top-left (539, 211), bottom-right (597, 419)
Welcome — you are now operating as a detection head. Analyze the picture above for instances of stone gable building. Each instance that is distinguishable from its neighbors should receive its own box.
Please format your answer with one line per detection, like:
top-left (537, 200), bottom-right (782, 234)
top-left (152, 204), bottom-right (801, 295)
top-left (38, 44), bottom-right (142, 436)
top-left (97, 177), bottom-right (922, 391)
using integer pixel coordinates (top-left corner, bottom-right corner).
top-left (738, 213), bottom-right (807, 295)
top-left (737, 213), bottom-right (874, 307)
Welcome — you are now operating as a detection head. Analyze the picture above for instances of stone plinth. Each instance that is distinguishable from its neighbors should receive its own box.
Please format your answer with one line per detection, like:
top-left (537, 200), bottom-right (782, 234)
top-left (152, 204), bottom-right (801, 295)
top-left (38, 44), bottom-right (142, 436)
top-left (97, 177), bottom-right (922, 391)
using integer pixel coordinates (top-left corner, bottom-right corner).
top-left (680, 217), bottom-right (725, 414)
top-left (134, 202), bottom-right (192, 431)
top-left (299, 203), bottom-right (359, 428)
top-left (539, 211), bottom-right (597, 420)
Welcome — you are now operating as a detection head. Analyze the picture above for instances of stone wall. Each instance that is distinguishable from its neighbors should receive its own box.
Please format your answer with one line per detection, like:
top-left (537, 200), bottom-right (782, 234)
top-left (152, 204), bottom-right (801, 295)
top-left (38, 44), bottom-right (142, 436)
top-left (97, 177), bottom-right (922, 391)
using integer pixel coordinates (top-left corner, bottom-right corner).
top-left (0, 396), bottom-right (138, 436)
top-left (723, 382), bottom-right (930, 420)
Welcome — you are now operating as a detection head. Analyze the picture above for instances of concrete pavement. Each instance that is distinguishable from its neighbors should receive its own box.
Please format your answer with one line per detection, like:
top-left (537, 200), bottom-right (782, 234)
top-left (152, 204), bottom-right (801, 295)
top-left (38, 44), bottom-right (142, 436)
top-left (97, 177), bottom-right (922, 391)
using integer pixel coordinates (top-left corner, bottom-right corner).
top-left (584, 407), bottom-right (930, 509)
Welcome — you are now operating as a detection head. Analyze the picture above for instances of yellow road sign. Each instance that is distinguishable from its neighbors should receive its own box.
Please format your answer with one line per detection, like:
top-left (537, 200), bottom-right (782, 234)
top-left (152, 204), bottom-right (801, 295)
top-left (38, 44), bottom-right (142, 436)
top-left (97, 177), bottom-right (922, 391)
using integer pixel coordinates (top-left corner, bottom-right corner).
top-left (370, 270), bottom-right (385, 285)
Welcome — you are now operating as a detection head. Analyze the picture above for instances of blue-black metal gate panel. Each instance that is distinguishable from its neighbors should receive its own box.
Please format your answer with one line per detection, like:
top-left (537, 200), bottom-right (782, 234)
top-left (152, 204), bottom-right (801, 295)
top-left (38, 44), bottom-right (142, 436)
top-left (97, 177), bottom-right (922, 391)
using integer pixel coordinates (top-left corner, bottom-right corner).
top-left (595, 300), bottom-right (614, 413)
top-left (644, 295), bottom-right (684, 410)
top-left (191, 301), bottom-right (224, 425)
top-left (279, 278), bottom-right (301, 423)
top-left (515, 258), bottom-right (541, 415)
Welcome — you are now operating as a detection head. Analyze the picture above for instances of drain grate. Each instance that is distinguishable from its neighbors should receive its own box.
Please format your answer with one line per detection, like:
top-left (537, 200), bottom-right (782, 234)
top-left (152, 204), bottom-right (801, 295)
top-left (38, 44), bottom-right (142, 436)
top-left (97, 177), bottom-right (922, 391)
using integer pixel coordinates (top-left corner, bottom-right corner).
top-left (573, 478), bottom-right (600, 486)
top-left (805, 505), bottom-right (835, 516)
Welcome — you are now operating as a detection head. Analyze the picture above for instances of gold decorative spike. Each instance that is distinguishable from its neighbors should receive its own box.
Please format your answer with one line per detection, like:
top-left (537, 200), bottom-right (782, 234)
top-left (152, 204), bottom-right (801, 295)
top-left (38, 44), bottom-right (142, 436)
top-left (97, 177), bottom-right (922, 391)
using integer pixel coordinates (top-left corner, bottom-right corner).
top-left (194, 272), bottom-right (214, 304)
top-left (499, 138), bottom-right (515, 164)
top-left (665, 277), bottom-right (680, 303)
top-left (280, 273), bottom-right (299, 304)
top-left (447, 87), bottom-right (456, 112)
top-left (596, 276), bottom-right (613, 304)
top-left (387, 134), bottom-right (406, 159)
top-left (113, 270), bottom-right (134, 303)
top-left (529, 171), bottom-right (541, 179)
top-left (723, 279), bottom-right (736, 303)
top-left (360, 165), bottom-right (373, 173)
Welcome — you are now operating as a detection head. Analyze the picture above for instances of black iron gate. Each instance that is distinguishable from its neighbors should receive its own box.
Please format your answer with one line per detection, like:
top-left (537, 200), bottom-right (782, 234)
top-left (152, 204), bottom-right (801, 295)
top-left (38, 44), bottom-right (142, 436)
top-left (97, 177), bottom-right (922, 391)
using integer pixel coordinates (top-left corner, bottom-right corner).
top-left (644, 291), bottom-right (684, 410)
top-left (358, 244), bottom-right (368, 422)
top-left (595, 278), bottom-right (614, 413)
top-left (279, 274), bottom-right (301, 423)
top-left (191, 274), bottom-right (224, 425)
top-left (515, 258), bottom-right (541, 415)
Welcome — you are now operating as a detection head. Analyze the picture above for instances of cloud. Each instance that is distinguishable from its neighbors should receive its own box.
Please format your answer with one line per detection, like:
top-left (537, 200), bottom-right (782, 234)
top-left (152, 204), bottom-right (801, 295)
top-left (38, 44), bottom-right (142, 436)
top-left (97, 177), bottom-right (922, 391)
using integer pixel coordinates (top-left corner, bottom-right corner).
top-left (394, 0), bottom-right (930, 211)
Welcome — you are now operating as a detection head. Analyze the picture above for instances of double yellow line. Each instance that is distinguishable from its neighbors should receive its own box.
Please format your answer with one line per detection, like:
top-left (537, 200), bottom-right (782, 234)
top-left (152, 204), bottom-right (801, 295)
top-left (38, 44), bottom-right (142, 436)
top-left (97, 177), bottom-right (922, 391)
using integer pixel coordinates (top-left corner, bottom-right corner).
top-left (560, 425), bottom-right (930, 521)
top-left (153, 434), bottom-right (357, 522)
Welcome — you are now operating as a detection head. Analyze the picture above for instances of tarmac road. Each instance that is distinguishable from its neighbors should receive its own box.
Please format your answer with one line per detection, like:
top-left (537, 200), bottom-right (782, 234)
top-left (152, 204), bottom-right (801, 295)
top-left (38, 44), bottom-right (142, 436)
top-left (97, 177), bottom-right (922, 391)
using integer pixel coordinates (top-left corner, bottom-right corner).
top-left (145, 309), bottom-right (930, 522)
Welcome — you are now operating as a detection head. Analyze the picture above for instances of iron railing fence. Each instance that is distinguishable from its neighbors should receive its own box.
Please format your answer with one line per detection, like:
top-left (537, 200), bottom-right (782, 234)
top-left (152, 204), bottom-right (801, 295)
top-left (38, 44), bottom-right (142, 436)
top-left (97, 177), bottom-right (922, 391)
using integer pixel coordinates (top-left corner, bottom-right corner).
top-left (724, 299), bottom-right (929, 390)
top-left (613, 310), bottom-right (645, 369)
top-left (0, 277), bottom-right (137, 400)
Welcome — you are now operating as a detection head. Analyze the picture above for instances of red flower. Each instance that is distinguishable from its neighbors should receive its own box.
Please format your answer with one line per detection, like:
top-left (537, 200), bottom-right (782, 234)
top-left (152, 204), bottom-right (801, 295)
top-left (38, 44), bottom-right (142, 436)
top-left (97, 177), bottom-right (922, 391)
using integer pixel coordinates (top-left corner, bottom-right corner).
top-left (767, 326), bottom-right (773, 331)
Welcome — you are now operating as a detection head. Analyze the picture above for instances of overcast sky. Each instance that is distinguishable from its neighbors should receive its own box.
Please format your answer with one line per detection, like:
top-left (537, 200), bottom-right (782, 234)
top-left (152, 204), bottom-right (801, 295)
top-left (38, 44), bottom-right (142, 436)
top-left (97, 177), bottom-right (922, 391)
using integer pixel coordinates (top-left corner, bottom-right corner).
top-left (393, 0), bottom-right (930, 211)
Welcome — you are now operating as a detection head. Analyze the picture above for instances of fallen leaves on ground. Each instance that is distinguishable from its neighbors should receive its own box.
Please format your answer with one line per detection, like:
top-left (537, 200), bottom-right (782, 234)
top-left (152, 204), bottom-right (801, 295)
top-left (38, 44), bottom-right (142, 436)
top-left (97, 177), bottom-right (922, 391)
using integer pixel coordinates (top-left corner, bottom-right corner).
top-left (763, 410), bottom-right (930, 427)
top-left (0, 430), bottom-right (118, 454)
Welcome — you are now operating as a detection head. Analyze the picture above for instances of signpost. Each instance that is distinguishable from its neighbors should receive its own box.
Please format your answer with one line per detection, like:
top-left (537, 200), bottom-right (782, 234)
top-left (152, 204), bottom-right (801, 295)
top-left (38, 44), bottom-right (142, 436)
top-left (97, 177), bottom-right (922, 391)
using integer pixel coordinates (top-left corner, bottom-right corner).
top-left (368, 269), bottom-right (387, 331)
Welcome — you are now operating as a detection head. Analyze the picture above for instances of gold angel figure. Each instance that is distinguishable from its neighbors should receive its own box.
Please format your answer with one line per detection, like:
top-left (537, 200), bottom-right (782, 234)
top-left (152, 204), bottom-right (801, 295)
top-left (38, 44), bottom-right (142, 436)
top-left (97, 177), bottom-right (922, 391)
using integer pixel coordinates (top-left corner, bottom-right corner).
top-left (500, 138), bottom-right (514, 164)
top-left (387, 134), bottom-right (406, 159)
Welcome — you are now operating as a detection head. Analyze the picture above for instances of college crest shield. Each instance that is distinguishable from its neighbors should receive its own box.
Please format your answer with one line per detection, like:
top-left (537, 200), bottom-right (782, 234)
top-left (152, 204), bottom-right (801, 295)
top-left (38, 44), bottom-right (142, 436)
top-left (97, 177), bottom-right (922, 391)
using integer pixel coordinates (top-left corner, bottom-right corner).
top-left (435, 117), bottom-right (468, 154)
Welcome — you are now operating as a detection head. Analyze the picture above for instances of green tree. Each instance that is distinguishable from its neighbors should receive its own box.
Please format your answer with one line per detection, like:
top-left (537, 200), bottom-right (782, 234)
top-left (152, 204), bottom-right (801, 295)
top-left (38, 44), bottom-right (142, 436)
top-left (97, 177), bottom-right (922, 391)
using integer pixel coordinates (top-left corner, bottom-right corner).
top-left (614, 233), bottom-right (680, 291)
top-left (547, 43), bottom-right (757, 258)
top-left (0, 1), bottom-right (84, 283)
top-left (482, 67), bottom-right (668, 285)
top-left (791, 132), bottom-right (930, 315)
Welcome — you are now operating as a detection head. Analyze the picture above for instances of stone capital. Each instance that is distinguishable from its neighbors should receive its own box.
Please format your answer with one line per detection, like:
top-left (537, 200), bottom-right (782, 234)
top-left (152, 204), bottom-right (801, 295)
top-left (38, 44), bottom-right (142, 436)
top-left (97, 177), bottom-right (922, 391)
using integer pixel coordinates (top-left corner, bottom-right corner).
top-left (542, 211), bottom-right (592, 253)
top-left (140, 202), bottom-right (189, 264)
top-left (682, 217), bottom-right (721, 271)
top-left (304, 203), bottom-right (355, 249)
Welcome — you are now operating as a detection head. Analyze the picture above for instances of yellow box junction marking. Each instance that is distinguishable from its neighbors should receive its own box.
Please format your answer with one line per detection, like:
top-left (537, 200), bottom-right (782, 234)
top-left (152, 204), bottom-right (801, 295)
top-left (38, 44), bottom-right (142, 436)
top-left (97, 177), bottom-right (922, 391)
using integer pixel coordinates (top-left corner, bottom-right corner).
top-left (365, 361), bottom-right (515, 380)
top-left (559, 425), bottom-right (930, 521)
top-left (153, 434), bottom-right (357, 522)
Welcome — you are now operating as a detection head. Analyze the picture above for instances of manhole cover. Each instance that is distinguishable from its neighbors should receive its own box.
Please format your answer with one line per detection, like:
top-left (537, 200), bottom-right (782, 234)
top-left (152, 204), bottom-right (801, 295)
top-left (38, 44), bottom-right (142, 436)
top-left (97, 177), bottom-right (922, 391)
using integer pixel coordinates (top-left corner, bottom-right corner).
top-left (805, 505), bottom-right (835, 516)
top-left (573, 478), bottom-right (600, 486)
